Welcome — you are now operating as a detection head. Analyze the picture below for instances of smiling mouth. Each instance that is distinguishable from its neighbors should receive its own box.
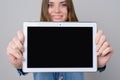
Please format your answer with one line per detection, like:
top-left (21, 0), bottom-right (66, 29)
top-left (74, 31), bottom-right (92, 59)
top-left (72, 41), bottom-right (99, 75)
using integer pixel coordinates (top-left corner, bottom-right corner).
top-left (52, 15), bottom-right (63, 19)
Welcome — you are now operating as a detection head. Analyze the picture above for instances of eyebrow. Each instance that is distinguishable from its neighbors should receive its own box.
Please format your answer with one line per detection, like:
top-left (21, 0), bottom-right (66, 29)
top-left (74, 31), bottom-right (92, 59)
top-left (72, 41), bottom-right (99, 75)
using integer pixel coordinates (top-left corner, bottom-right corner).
top-left (48, 1), bottom-right (66, 4)
top-left (60, 1), bottom-right (67, 4)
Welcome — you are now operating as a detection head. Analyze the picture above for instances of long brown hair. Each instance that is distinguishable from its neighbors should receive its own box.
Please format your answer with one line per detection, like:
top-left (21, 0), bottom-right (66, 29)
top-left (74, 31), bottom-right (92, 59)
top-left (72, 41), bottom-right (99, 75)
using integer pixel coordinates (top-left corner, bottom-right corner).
top-left (40, 0), bottom-right (78, 21)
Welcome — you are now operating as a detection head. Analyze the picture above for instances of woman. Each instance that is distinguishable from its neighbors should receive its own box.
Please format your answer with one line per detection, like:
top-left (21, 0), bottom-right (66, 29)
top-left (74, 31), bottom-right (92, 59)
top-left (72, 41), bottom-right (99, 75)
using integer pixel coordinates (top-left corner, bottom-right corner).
top-left (7, 0), bottom-right (113, 80)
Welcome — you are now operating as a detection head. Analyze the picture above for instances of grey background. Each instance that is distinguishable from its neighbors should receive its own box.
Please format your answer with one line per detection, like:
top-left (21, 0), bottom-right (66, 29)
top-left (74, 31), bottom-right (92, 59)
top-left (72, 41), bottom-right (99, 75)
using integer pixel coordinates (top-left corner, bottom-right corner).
top-left (0, 0), bottom-right (120, 80)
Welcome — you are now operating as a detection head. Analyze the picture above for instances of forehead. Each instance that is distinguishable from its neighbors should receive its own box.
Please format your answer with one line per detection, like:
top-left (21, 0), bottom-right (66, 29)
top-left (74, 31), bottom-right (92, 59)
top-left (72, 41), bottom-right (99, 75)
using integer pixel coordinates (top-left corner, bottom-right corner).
top-left (49, 0), bottom-right (66, 3)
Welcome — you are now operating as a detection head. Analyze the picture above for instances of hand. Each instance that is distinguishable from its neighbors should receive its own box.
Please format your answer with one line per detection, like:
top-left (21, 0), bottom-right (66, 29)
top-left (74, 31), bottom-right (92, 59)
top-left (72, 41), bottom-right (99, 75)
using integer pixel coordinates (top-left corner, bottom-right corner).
top-left (96, 30), bottom-right (113, 68)
top-left (6, 30), bottom-right (24, 69)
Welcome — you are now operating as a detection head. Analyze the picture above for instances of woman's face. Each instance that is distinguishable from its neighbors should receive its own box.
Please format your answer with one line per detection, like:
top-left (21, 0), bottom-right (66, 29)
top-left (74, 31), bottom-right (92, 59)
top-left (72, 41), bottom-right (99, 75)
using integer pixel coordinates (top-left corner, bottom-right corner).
top-left (48, 0), bottom-right (68, 22)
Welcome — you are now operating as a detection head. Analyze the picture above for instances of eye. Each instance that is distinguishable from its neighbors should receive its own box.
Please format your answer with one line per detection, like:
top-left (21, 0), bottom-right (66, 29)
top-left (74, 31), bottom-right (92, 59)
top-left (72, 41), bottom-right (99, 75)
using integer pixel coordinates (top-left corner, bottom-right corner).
top-left (48, 3), bottom-right (54, 8)
top-left (59, 2), bottom-right (67, 8)
top-left (60, 3), bottom-right (67, 7)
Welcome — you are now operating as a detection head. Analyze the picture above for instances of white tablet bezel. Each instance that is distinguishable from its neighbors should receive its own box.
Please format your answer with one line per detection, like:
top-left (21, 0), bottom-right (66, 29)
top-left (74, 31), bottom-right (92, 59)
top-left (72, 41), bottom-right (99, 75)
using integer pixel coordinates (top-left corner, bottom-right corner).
top-left (23, 22), bottom-right (97, 72)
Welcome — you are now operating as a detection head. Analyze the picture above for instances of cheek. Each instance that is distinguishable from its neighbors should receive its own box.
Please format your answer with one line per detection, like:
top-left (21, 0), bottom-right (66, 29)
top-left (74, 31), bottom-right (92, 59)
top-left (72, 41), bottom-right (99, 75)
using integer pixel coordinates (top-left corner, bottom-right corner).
top-left (64, 10), bottom-right (68, 19)
top-left (48, 8), bottom-right (51, 15)
top-left (48, 8), bottom-right (52, 20)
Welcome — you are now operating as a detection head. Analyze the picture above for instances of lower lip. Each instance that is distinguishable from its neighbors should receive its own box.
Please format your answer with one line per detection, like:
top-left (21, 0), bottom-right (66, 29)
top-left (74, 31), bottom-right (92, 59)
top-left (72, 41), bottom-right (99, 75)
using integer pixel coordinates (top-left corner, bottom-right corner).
top-left (52, 16), bottom-right (62, 19)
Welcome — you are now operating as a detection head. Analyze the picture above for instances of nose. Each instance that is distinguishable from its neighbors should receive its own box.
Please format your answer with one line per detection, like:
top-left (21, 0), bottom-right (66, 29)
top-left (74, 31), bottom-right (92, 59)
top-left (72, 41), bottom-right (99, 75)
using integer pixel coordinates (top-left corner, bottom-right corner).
top-left (54, 6), bottom-right (60, 13)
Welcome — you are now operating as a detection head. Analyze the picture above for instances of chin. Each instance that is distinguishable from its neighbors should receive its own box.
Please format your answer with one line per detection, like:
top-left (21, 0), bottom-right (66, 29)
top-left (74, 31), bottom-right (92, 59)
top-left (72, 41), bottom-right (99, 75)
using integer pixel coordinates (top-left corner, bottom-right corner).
top-left (51, 18), bottom-right (65, 22)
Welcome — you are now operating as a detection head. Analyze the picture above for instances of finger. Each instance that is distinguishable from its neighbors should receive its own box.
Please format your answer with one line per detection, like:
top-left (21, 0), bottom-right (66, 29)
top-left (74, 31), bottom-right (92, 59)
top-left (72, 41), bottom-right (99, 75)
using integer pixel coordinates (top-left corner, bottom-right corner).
top-left (96, 35), bottom-right (106, 52)
top-left (95, 30), bottom-right (103, 44)
top-left (7, 54), bottom-right (20, 64)
top-left (98, 41), bottom-right (109, 54)
top-left (102, 47), bottom-right (113, 56)
top-left (7, 46), bottom-right (22, 59)
top-left (8, 54), bottom-right (17, 64)
top-left (17, 30), bottom-right (24, 44)
top-left (10, 39), bottom-right (23, 55)
top-left (8, 54), bottom-right (23, 68)
top-left (12, 36), bottom-right (24, 53)
top-left (9, 39), bottom-right (18, 50)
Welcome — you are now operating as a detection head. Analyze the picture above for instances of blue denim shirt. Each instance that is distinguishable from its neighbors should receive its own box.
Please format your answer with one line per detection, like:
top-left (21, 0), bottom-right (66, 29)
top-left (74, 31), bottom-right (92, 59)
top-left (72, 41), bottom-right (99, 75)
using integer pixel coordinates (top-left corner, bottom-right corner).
top-left (17, 66), bottom-right (106, 80)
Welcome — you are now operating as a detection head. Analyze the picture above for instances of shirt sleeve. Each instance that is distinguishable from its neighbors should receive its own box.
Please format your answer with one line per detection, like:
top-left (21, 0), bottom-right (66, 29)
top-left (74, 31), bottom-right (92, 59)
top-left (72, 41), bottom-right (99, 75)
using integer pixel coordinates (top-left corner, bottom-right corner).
top-left (97, 65), bottom-right (106, 72)
top-left (17, 69), bottom-right (28, 76)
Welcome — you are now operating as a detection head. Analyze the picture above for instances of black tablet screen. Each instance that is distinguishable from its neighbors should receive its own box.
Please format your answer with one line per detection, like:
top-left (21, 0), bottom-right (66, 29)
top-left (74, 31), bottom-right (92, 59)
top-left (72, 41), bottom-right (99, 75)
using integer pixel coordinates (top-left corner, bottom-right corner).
top-left (27, 27), bottom-right (93, 68)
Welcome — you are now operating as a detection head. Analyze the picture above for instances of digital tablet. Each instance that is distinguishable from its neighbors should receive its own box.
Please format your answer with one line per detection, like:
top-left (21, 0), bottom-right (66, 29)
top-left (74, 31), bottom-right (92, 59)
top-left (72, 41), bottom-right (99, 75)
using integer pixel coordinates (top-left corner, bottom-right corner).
top-left (23, 22), bottom-right (97, 72)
